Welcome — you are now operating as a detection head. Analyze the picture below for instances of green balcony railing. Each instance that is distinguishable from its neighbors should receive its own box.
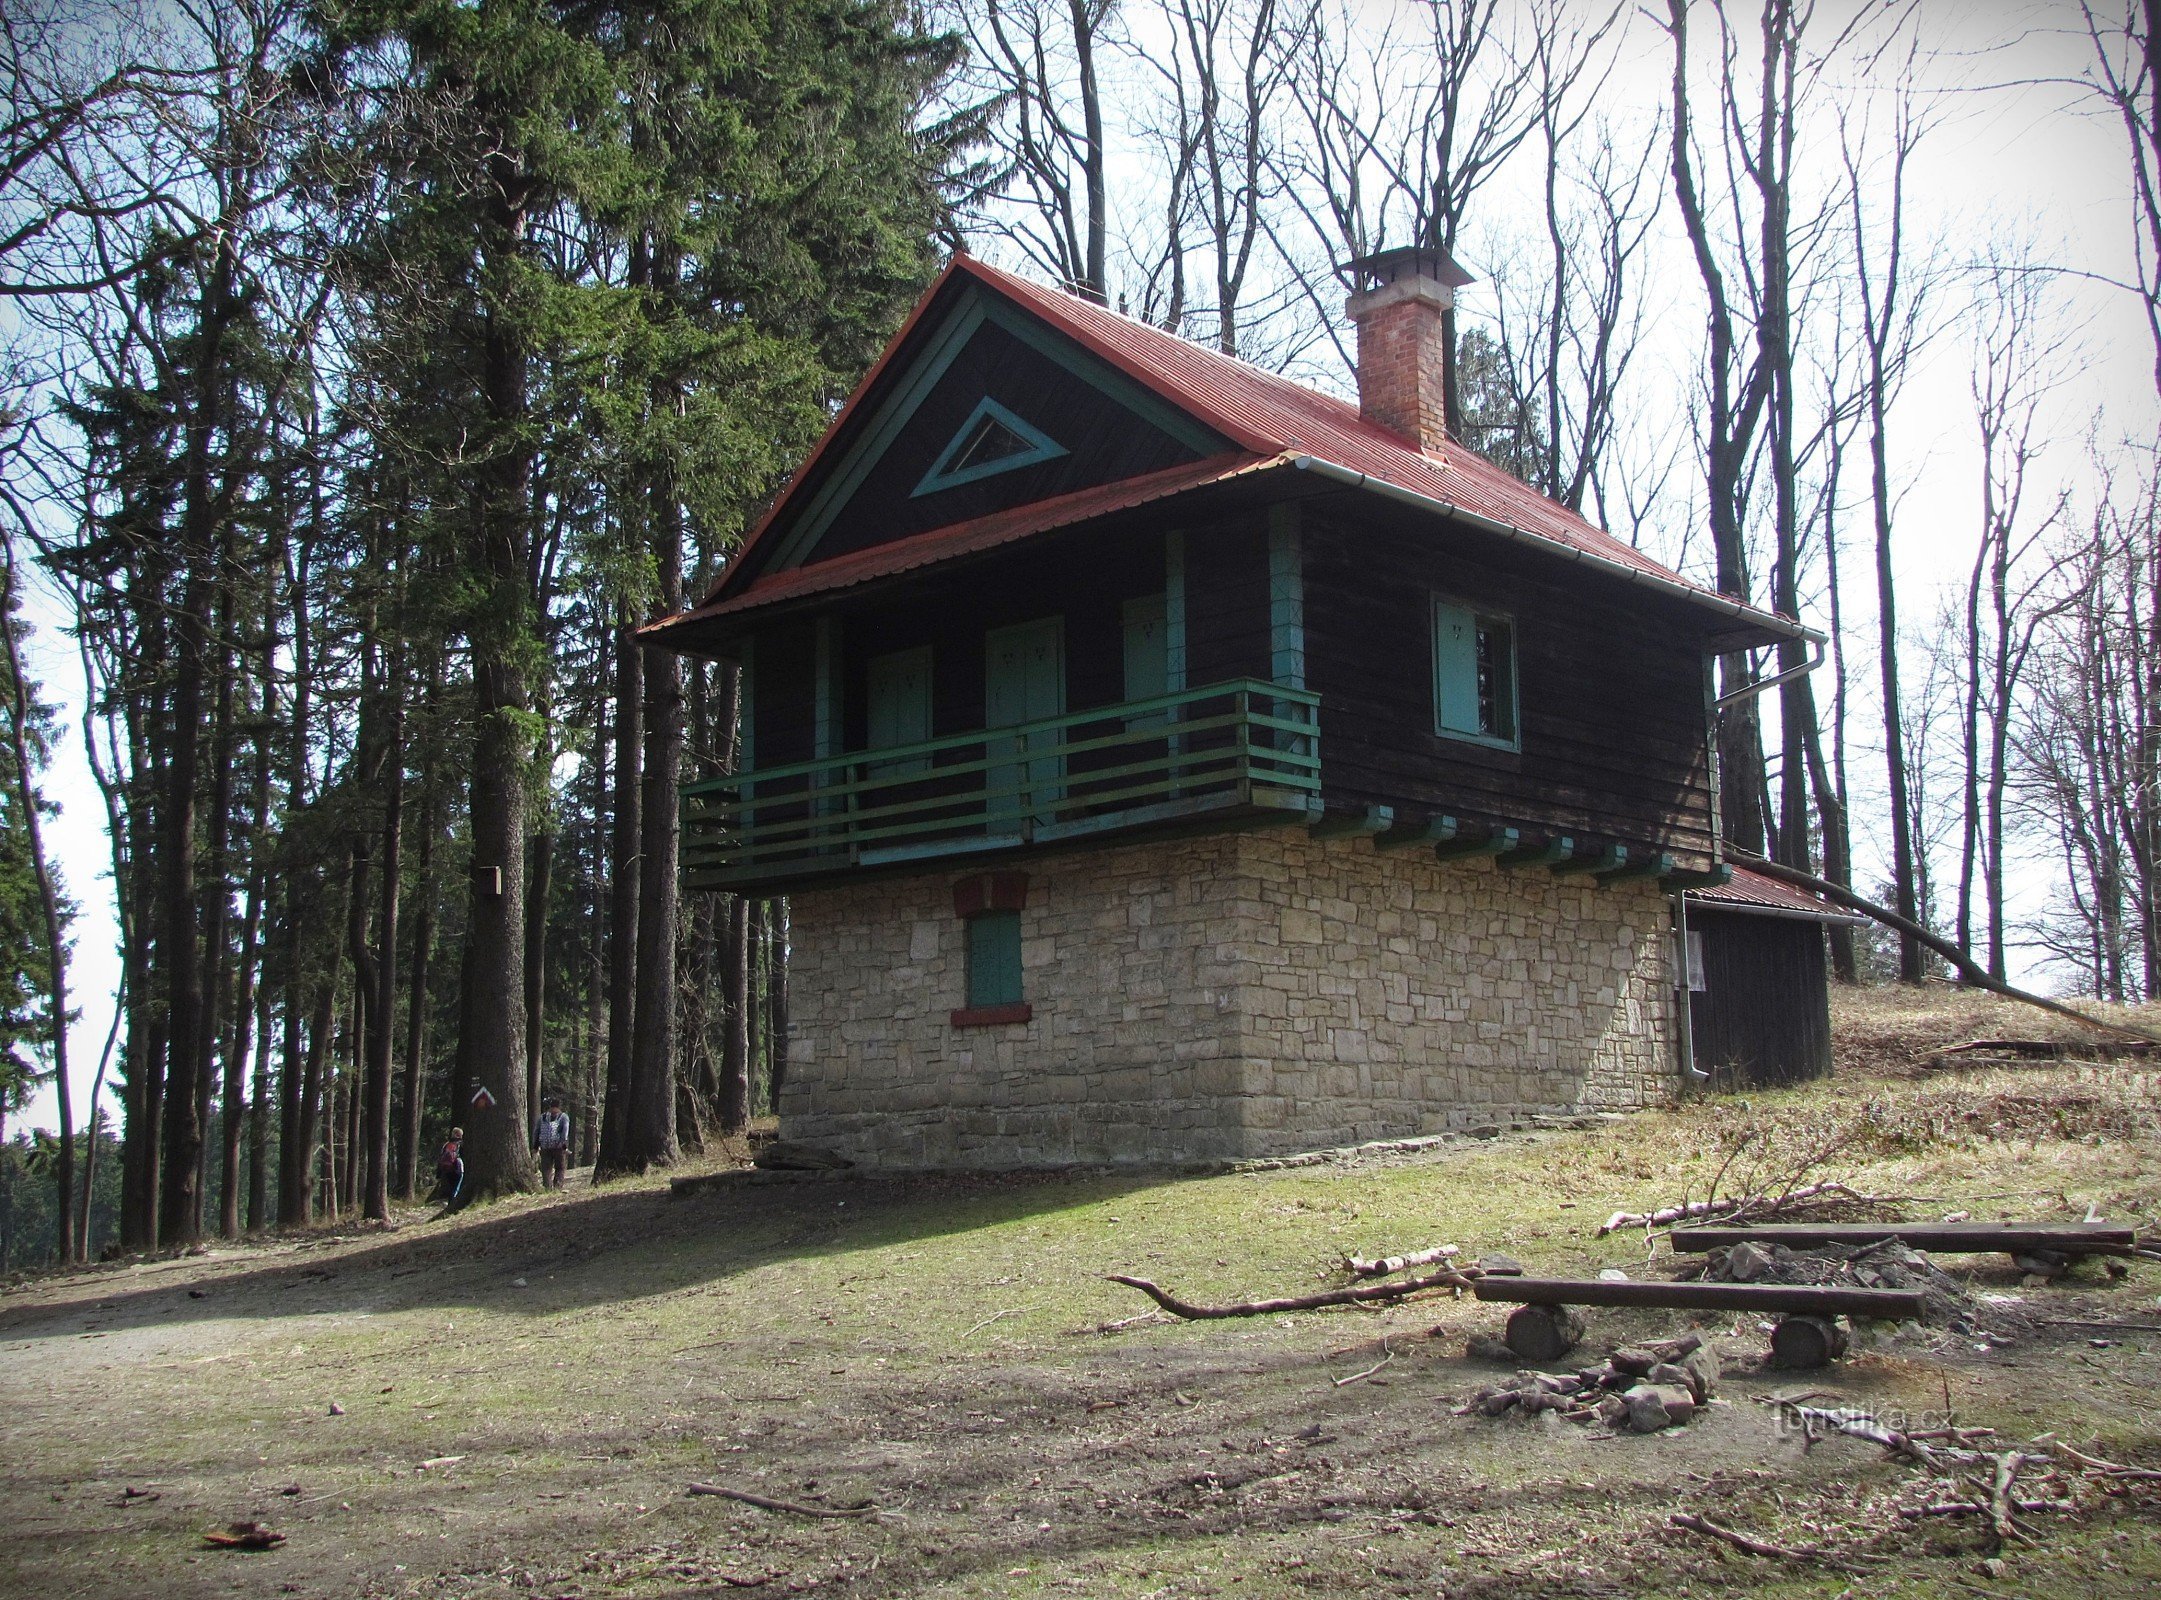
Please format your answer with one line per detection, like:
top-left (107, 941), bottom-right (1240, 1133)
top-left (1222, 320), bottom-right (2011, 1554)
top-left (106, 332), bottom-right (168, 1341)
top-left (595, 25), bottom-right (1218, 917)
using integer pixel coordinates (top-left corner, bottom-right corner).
top-left (681, 677), bottom-right (1321, 891)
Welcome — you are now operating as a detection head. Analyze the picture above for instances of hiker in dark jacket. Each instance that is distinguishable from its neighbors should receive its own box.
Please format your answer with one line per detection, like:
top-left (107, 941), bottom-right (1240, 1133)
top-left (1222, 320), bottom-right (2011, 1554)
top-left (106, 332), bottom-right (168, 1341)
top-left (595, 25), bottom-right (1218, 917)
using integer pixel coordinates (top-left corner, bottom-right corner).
top-left (532, 1098), bottom-right (571, 1188)
top-left (430, 1129), bottom-right (465, 1204)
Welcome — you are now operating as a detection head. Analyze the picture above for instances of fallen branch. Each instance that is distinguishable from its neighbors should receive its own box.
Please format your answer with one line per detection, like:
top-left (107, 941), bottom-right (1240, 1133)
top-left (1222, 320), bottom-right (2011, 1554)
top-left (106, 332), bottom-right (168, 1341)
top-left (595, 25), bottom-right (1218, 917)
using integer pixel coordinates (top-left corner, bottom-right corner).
top-left (686, 1484), bottom-right (879, 1519)
top-left (2054, 1442), bottom-right (2161, 1482)
top-left (1902, 1498), bottom-right (2076, 1519)
top-left (1598, 1182), bottom-right (1887, 1236)
top-left (1106, 1266), bottom-right (1473, 1320)
top-left (1730, 852), bottom-right (2161, 1046)
top-left (1668, 1512), bottom-right (1877, 1572)
top-left (1343, 1244), bottom-right (1459, 1277)
top-left (2041, 1318), bottom-right (2161, 1333)
top-left (1329, 1344), bottom-right (1394, 1387)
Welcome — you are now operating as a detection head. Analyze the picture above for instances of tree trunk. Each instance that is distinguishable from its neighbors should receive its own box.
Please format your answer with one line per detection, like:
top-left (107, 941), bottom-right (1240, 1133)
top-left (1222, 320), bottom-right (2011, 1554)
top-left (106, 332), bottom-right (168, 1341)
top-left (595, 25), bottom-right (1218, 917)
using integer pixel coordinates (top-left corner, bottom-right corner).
top-left (525, 825), bottom-right (552, 1110)
top-left (597, 605), bottom-right (641, 1174)
top-left (720, 894), bottom-right (751, 1133)
top-left (455, 162), bottom-right (542, 1200)
top-left (629, 478), bottom-right (685, 1168)
top-left (364, 633), bottom-right (405, 1223)
top-left (246, 989), bottom-right (270, 1231)
top-left (769, 898), bottom-right (791, 1108)
top-left (2, 550), bottom-right (73, 1259)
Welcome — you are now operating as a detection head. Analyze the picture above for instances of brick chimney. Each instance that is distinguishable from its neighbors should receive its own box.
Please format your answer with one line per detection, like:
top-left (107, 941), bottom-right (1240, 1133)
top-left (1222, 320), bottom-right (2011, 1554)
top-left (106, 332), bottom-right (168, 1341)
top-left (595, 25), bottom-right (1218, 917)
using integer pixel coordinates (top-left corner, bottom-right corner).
top-left (1344, 246), bottom-right (1473, 455)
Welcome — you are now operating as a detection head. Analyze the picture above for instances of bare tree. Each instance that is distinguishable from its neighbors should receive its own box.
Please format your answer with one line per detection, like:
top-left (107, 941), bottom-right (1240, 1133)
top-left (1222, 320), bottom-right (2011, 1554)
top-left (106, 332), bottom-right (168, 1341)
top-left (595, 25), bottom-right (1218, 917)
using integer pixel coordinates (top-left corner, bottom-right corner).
top-left (2077, 0), bottom-right (2161, 397)
top-left (964, 0), bottom-right (1118, 300)
top-left (1129, 0), bottom-right (1307, 355)
top-left (1841, 84), bottom-right (1936, 981)
top-left (1955, 244), bottom-right (2072, 979)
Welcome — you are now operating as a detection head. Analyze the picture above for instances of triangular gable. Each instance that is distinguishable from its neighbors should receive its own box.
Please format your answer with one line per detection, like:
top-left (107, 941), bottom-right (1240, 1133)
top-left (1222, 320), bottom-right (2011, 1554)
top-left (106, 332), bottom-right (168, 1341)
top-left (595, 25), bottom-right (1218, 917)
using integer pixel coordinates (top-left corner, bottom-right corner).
top-left (733, 276), bottom-right (1230, 584)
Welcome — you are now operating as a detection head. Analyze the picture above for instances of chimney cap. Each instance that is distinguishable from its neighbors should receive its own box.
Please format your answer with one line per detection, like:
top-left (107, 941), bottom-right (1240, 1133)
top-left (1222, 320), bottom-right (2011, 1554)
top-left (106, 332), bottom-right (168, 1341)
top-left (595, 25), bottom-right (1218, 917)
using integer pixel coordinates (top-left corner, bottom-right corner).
top-left (1345, 245), bottom-right (1474, 293)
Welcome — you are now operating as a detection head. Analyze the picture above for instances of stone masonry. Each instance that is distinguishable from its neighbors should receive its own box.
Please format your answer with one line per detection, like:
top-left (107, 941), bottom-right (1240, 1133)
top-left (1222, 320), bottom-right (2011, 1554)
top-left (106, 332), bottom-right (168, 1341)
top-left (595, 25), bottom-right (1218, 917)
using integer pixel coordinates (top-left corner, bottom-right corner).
top-left (779, 827), bottom-right (1679, 1168)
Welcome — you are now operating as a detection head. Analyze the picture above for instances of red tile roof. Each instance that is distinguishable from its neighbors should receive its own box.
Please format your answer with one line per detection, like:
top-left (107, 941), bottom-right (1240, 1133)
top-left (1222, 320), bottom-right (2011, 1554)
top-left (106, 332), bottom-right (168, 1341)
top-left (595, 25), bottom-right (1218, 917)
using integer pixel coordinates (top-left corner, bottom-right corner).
top-left (653, 254), bottom-right (1808, 643)
top-left (1688, 867), bottom-right (1860, 922)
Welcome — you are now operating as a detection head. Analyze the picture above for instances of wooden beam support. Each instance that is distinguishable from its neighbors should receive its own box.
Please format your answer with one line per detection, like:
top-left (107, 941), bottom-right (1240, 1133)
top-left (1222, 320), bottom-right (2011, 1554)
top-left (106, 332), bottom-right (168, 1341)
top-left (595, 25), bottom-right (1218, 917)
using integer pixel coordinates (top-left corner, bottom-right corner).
top-left (1661, 864), bottom-right (1734, 891)
top-left (1471, 1275), bottom-right (1926, 1320)
top-left (1432, 826), bottom-right (1519, 862)
top-left (1551, 845), bottom-right (1626, 877)
top-left (1309, 804), bottom-right (1394, 840)
top-left (1669, 1221), bottom-right (2136, 1255)
top-left (1374, 814), bottom-right (1458, 851)
top-left (1496, 835), bottom-right (1573, 871)
top-left (1596, 852), bottom-right (1674, 886)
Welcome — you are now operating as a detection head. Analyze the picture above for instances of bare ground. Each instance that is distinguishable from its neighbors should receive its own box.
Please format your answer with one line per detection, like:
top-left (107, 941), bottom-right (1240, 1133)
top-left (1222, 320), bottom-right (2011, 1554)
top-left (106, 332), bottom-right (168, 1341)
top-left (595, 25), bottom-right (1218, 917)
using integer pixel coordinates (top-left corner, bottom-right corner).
top-left (5, 987), bottom-right (2161, 1600)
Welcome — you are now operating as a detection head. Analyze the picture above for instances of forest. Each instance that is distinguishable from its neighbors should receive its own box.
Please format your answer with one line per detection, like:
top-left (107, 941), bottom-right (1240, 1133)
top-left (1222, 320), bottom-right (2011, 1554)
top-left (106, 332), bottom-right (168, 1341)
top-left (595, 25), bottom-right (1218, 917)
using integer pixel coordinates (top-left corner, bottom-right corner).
top-left (0, 0), bottom-right (2155, 1268)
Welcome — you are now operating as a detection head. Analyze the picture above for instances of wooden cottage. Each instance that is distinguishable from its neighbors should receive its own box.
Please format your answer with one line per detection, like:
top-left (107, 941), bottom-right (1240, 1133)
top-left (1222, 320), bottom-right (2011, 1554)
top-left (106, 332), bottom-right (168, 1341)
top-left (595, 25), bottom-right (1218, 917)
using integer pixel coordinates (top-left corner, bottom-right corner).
top-left (1681, 868), bottom-right (1860, 1088)
top-left (647, 249), bottom-right (1814, 1168)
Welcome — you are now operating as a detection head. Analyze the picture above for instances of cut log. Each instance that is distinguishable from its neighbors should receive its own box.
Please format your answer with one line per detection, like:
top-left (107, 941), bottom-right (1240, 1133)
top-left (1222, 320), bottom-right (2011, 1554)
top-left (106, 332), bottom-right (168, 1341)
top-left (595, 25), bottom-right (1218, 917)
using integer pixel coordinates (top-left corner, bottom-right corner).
top-left (1769, 1315), bottom-right (1850, 1369)
top-left (1471, 1276), bottom-right (1925, 1319)
top-left (1669, 1221), bottom-right (2135, 1254)
top-left (1504, 1303), bottom-right (1585, 1362)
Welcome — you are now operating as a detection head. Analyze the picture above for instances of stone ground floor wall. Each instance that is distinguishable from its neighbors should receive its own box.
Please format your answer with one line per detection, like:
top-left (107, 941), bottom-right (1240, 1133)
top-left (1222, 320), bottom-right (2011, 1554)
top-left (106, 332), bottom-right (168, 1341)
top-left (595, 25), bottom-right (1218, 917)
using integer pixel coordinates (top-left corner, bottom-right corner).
top-left (780, 826), bottom-right (1679, 1168)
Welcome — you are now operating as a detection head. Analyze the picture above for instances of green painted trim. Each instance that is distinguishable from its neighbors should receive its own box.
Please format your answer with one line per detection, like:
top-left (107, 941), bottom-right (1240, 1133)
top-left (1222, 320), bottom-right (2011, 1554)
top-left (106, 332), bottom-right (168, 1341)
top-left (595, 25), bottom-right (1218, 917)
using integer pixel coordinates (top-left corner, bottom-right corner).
top-left (767, 297), bottom-right (990, 571)
top-left (1496, 835), bottom-right (1574, 870)
top-left (1308, 804), bottom-right (1394, 840)
top-left (913, 396), bottom-right (1067, 497)
top-left (1164, 530), bottom-right (1187, 693)
top-left (1433, 826), bottom-right (1519, 862)
top-left (1269, 503), bottom-right (1305, 691)
top-left (1375, 815), bottom-right (1459, 851)
top-left (1597, 852), bottom-right (1675, 885)
top-left (978, 298), bottom-right (1225, 457)
top-left (813, 616), bottom-right (838, 760)
top-left (1661, 864), bottom-right (1734, 891)
top-left (1551, 845), bottom-right (1627, 877)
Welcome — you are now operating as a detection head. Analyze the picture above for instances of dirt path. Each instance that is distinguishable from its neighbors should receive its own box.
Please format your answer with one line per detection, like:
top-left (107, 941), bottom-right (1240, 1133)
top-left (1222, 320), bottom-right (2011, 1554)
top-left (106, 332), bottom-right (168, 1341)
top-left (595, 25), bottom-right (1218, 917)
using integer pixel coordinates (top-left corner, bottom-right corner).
top-left (7, 1067), bottom-right (2161, 1599)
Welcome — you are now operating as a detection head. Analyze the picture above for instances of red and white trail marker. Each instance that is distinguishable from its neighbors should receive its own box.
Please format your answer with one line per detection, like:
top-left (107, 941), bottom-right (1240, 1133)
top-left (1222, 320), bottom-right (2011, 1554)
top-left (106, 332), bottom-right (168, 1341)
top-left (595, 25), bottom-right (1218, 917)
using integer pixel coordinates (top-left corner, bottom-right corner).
top-left (469, 1085), bottom-right (497, 1111)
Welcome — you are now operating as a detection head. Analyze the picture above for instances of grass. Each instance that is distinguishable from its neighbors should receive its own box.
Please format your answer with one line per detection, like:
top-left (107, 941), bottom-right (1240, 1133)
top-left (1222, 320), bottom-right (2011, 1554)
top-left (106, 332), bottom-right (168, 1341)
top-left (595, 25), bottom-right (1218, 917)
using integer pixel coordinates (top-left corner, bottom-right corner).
top-left (4, 986), bottom-right (2161, 1598)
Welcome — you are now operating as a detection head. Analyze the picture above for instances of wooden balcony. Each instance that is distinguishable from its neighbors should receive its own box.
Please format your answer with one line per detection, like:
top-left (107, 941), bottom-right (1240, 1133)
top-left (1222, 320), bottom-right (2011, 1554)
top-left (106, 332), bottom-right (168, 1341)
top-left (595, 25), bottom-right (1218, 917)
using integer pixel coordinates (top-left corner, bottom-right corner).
top-left (681, 678), bottom-right (1322, 893)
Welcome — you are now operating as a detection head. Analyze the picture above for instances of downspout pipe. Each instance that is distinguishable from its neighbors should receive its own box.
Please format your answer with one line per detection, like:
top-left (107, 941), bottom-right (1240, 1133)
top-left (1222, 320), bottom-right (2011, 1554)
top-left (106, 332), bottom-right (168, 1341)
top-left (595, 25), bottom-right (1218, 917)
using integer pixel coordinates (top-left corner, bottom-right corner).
top-left (1671, 892), bottom-right (1705, 1081)
top-left (1288, 456), bottom-right (1823, 647)
top-left (1712, 634), bottom-right (1827, 709)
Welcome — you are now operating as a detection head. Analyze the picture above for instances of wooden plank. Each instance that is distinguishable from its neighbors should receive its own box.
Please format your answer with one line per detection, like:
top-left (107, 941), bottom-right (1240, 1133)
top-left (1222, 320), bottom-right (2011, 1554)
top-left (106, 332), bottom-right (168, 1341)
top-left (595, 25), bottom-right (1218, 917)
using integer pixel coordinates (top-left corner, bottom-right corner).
top-left (1471, 1276), bottom-right (1928, 1319)
top-left (1308, 804), bottom-right (1393, 839)
top-left (1598, 852), bottom-right (1674, 885)
top-left (1374, 815), bottom-right (1458, 851)
top-left (1496, 835), bottom-right (1573, 870)
top-left (1667, 1222), bottom-right (2138, 1254)
top-left (1433, 826), bottom-right (1518, 862)
top-left (1551, 844), bottom-right (1626, 876)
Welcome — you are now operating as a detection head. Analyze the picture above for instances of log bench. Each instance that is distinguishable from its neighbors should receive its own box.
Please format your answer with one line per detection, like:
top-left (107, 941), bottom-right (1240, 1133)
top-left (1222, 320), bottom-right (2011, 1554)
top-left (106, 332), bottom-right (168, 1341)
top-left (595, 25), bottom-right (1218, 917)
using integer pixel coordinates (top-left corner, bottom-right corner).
top-left (1470, 1276), bottom-right (1929, 1367)
top-left (1665, 1221), bottom-right (2135, 1256)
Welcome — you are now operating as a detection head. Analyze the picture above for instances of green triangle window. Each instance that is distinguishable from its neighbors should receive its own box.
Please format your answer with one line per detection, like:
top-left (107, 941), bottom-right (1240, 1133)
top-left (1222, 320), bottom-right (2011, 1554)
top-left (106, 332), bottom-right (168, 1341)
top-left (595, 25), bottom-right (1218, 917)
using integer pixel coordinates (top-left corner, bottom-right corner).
top-left (914, 397), bottom-right (1067, 496)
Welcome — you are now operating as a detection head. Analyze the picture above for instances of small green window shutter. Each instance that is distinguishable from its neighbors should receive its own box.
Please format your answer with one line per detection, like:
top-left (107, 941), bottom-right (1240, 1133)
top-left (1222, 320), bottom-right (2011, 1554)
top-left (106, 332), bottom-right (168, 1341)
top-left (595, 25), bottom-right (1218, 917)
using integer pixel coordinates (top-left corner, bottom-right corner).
top-left (966, 910), bottom-right (1023, 1007)
top-left (1433, 598), bottom-right (1479, 736)
top-left (867, 647), bottom-right (933, 773)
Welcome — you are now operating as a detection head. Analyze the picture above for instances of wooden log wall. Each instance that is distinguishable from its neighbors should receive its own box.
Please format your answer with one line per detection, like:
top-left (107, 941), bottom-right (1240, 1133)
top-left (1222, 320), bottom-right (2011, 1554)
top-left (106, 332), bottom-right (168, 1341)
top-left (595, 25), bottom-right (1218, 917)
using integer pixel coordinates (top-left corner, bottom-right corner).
top-left (1300, 499), bottom-right (1722, 869)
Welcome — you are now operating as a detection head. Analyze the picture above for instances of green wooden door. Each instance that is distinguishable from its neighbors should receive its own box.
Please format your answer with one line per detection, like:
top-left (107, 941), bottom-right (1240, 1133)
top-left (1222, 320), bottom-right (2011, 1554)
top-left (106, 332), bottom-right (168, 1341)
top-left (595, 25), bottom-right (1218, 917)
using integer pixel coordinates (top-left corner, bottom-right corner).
top-left (985, 617), bottom-right (1064, 826)
top-left (866, 646), bottom-right (933, 776)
